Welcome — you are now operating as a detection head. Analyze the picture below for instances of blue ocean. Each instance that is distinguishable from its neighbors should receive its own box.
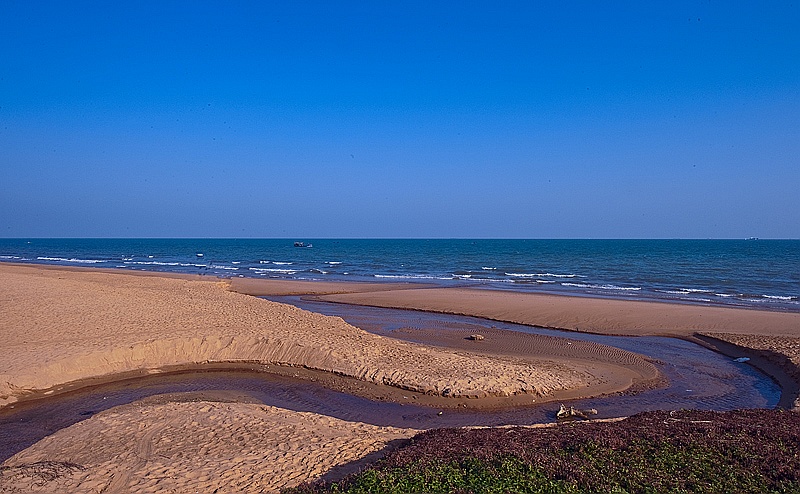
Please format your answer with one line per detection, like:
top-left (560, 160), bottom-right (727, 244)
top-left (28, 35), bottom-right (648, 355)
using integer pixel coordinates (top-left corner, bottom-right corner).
top-left (1, 238), bottom-right (798, 311)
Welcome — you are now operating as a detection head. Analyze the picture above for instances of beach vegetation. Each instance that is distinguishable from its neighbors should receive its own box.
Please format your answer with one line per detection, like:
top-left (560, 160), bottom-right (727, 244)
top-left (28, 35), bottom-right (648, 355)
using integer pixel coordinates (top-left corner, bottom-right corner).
top-left (285, 409), bottom-right (800, 494)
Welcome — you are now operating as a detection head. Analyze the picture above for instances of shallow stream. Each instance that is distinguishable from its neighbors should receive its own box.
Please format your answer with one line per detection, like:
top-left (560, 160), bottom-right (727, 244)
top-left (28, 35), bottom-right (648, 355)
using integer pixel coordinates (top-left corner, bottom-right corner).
top-left (274, 296), bottom-right (781, 415)
top-left (0, 298), bottom-right (781, 462)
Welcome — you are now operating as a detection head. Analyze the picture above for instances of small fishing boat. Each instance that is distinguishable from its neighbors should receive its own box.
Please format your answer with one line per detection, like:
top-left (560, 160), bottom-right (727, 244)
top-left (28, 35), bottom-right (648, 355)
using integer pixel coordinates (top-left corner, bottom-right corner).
top-left (293, 242), bottom-right (313, 248)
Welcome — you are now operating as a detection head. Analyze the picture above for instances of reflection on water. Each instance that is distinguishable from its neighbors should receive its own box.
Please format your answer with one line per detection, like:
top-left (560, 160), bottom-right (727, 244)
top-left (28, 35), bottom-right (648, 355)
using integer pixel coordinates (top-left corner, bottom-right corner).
top-left (0, 370), bottom-right (562, 463)
top-left (0, 297), bottom-right (781, 463)
top-left (273, 296), bottom-right (781, 415)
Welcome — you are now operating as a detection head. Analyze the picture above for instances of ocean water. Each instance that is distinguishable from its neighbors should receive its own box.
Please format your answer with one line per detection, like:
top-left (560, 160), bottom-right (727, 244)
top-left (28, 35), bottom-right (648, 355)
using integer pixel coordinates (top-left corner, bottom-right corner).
top-left (0, 238), bottom-right (798, 311)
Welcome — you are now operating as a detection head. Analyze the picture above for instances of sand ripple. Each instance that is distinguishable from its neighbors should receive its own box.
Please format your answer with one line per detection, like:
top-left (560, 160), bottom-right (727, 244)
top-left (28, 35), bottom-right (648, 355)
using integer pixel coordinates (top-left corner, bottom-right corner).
top-left (0, 264), bottom-right (598, 407)
top-left (0, 401), bottom-right (418, 493)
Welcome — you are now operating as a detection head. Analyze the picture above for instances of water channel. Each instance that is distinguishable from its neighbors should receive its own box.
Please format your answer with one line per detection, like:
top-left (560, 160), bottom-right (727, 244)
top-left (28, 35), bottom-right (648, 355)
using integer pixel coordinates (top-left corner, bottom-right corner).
top-left (0, 298), bottom-right (781, 462)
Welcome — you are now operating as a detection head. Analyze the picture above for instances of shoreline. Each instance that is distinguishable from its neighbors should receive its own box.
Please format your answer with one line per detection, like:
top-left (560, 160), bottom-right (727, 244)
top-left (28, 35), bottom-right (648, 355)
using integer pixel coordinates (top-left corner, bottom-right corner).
top-left (2, 237), bottom-right (797, 315)
top-left (3, 258), bottom-right (798, 315)
top-left (228, 277), bottom-right (800, 409)
top-left (1, 263), bottom-right (797, 408)
top-left (1, 263), bottom-right (796, 410)
top-left (299, 286), bottom-right (799, 337)
top-left (2, 263), bottom-right (798, 492)
top-left (0, 263), bottom-right (657, 410)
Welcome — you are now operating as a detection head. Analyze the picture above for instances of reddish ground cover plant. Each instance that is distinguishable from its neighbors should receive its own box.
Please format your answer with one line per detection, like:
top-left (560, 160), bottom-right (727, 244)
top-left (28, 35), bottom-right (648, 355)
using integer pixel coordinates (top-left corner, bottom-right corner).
top-left (287, 409), bottom-right (800, 493)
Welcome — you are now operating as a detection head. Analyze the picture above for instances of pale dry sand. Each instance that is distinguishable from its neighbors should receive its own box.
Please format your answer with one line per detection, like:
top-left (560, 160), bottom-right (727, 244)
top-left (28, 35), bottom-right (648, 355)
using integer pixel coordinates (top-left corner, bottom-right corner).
top-left (0, 265), bottom-right (665, 492)
top-left (303, 286), bottom-right (800, 337)
top-left (0, 399), bottom-right (419, 493)
top-left (234, 279), bottom-right (800, 404)
top-left (1, 263), bottom-right (643, 409)
top-left (4, 267), bottom-right (796, 492)
top-left (0, 265), bottom-right (661, 492)
top-left (249, 281), bottom-right (799, 409)
top-left (232, 279), bottom-right (800, 408)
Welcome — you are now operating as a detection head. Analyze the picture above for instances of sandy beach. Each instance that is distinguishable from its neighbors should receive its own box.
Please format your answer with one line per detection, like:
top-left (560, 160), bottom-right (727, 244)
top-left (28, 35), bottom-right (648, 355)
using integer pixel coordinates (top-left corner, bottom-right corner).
top-left (0, 263), bottom-right (655, 408)
top-left (2, 264), bottom-right (799, 492)
top-left (257, 282), bottom-right (799, 337)
top-left (0, 397), bottom-right (419, 493)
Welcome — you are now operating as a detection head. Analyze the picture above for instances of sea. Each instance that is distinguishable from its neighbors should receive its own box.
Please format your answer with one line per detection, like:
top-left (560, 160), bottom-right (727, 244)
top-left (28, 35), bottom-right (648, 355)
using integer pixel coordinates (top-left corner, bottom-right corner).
top-left (0, 238), bottom-right (798, 312)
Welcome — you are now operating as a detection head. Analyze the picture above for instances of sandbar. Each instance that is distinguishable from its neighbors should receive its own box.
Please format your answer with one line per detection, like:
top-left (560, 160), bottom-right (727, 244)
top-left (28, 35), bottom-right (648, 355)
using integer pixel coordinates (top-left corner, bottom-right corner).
top-left (0, 263), bottom-right (657, 409)
top-left (2, 265), bottom-right (797, 492)
top-left (232, 279), bottom-right (800, 409)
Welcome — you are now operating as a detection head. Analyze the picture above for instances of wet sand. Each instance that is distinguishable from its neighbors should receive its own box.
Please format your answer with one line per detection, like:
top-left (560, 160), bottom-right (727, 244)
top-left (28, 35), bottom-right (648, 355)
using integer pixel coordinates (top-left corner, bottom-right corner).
top-left (264, 281), bottom-right (798, 410)
top-left (234, 279), bottom-right (800, 405)
top-left (0, 264), bottom-right (661, 491)
top-left (0, 263), bottom-right (654, 409)
top-left (277, 283), bottom-right (799, 337)
top-left (232, 278), bottom-right (800, 407)
top-left (1, 266), bottom-right (798, 492)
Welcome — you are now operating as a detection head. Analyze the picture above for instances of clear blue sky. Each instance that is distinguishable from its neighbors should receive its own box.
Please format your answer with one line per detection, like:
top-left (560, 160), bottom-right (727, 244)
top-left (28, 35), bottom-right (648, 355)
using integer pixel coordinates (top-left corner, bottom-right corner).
top-left (1, 1), bottom-right (798, 238)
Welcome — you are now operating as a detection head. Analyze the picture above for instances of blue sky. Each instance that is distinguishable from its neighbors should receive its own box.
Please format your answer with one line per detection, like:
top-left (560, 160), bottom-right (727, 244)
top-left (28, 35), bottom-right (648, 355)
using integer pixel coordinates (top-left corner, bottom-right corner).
top-left (1, 1), bottom-right (798, 238)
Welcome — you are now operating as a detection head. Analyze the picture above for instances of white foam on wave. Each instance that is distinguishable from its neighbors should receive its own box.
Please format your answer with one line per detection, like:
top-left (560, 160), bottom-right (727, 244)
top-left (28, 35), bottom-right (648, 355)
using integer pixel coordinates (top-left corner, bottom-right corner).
top-left (310, 268), bottom-right (328, 274)
top-left (562, 282), bottom-right (641, 291)
top-left (327, 261), bottom-right (342, 265)
top-left (125, 261), bottom-right (181, 266)
top-left (37, 256), bottom-right (106, 264)
top-left (505, 272), bottom-right (578, 278)
top-left (657, 288), bottom-right (713, 295)
top-left (374, 274), bottom-right (440, 280)
top-left (481, 267), bottom-right (496, 270)
top-left (210, 265), bottom-right (239, 271)
top-left (763, 295), bottom-right (797, 301)
top-left (125, 261), bottom-right (207, 268)
top-left (0, 255), bottom-right (21, 260)
top-left (456, 275), bottom-right (501, 282)
top-left (249, 267), bottom-right (298, 274)
top-left (273, 261), bottom-right (293, 265)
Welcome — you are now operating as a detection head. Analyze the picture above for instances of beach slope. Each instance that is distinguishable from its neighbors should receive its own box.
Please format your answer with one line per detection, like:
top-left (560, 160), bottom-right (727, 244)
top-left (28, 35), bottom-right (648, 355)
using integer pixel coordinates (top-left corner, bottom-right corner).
top-left (0, 264), bottom-right (653, 408)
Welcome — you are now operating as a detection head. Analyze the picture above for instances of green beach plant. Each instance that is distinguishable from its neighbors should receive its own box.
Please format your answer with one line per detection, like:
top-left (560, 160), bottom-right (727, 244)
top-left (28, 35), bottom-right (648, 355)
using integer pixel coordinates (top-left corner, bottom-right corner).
top-left (285, 409), bottom-right (800, 494)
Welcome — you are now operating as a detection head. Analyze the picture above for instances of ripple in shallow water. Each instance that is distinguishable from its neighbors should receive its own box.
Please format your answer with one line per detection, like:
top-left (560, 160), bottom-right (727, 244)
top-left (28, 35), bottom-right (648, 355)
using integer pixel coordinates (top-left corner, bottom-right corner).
top-left (0, 298), bottom-right (781, 463)
top-left (272, 296), bottom-right (781, 414)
